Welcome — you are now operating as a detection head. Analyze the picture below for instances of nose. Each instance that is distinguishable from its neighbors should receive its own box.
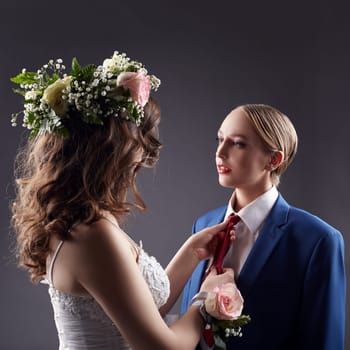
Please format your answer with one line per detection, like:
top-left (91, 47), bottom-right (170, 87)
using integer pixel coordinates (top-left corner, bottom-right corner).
top-left (216, 140), bottom-right (227, 159)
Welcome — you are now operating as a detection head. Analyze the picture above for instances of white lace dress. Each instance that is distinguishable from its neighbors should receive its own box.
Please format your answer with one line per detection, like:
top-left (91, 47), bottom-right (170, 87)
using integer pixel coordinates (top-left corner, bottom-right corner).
top-left (43, 241), bottom-right (170, 350)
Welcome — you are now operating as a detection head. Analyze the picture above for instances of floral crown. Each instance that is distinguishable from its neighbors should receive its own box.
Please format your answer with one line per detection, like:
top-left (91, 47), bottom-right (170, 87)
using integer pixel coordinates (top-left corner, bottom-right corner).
top-left (10, 51), bottom-right (161, 138)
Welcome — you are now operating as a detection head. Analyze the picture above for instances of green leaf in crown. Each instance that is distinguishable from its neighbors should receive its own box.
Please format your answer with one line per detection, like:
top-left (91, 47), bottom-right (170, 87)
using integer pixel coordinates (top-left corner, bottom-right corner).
top-left (10, 51), bottom-right (161, 138)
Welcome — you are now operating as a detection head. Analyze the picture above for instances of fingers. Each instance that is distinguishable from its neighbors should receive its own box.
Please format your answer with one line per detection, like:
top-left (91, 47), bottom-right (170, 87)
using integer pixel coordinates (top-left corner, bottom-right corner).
top-left (211, 219), bottom-right (230, 230)
top-left (206, 267), bottom-right (234, 277)
top-left (218, 268), bottom-right (235, 284)
top-left (216, 217), bottom-right (231, 228)
top-left (197, 218), bottom-right (231, 239)
top-left (204, 221), bottom-right (229, 237)
top-left (230, 229), bottom-right (236, 241)
top-left (206, 267), bottom-right (218, 277)
top-left (222, 267), bottom-right (234, 278)
top-left (200, 267), bottom-right (235, 292)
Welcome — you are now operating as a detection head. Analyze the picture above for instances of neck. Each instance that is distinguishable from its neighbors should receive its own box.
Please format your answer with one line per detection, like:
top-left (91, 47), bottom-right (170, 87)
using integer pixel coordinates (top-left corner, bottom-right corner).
top-left (231, 184), bottom-right (273, 212)
top-left (101, 211), bottom-right (119, 226)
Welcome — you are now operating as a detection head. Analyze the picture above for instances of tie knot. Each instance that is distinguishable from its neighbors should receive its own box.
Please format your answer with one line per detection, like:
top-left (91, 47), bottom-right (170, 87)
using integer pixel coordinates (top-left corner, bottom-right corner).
top-left (228, 213), bottom-right (241, 226)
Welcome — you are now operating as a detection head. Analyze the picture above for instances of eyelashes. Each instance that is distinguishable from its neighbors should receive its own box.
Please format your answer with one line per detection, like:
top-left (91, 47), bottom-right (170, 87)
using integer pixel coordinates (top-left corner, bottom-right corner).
top-left (216, 137), bottom-right (246, 148)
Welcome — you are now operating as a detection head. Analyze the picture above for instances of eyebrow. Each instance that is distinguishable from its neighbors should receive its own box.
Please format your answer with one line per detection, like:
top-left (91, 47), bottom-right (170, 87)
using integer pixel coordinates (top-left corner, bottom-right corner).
top-left (217, 130), bottom-right (248, 139)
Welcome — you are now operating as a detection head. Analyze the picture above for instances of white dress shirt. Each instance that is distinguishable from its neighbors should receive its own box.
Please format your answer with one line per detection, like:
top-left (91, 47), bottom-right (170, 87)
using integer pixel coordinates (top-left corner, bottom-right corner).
top-left (223, 186), bottom-right (279, 278)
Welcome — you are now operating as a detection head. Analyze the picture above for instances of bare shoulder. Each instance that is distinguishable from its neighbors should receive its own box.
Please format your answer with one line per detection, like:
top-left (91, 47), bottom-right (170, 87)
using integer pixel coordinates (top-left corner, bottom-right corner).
top-left (66, 218), bottom-right (137, 278)
top-left (69, 217), bottom-right (133, 256)
top-left (70, 217), bottom-right (115, 240)
top-left (48, 217), bottom-right (135, 295)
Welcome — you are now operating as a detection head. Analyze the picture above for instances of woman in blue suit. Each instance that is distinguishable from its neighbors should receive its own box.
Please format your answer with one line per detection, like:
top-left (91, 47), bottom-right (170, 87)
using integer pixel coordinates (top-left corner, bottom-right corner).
top-left (181, 104), bottom-right (346, 350)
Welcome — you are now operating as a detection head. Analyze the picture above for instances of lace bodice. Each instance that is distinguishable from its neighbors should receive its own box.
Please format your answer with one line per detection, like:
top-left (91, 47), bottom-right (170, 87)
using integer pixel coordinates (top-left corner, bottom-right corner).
top-left (44, 241), bottom-right (170, 350)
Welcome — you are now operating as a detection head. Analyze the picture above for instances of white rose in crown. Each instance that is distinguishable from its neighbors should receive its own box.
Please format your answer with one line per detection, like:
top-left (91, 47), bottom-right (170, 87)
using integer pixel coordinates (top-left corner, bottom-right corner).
top-left (42, 76), bottom-right (72, 116)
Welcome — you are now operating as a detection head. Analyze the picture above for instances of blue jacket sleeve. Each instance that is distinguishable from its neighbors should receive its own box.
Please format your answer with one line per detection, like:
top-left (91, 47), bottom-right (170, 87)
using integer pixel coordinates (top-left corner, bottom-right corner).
top-left (297, 228), bottom-right (346, 349)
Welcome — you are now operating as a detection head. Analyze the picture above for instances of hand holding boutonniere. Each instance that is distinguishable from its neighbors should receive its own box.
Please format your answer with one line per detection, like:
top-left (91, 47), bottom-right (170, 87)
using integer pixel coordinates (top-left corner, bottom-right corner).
top-left (193, 283), bottom-right (251, 350)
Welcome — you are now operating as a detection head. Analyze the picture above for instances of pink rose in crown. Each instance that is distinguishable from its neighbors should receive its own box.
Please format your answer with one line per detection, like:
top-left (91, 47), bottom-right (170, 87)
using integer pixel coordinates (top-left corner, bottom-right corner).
top-left (116, 70), bottom-right (151, 107)
top-left (205, 283), bottom-right (244, 320)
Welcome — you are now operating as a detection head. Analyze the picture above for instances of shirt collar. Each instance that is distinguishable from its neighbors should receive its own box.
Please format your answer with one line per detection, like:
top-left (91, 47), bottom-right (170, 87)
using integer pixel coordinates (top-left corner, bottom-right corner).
top-left (225, 186), bottom-right (279, 234)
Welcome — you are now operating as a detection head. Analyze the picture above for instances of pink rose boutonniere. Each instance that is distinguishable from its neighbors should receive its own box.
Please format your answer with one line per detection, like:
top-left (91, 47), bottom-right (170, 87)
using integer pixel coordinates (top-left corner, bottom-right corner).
top-left (201, 283), bottom-right (251, 350)
top-left (116, 70), bottom-right (151, 107)
top-left (205, 283), bottom-right (243, 320)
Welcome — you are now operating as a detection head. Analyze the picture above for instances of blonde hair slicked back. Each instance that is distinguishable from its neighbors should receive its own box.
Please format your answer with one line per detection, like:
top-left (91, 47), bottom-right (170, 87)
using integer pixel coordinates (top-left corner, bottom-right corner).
top-left (240, 104), bottom-right (298, 186)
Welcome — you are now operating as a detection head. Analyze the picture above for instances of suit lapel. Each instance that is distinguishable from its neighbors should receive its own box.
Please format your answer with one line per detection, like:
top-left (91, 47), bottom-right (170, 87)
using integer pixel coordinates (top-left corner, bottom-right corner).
top-left (237, 195), bottom-right (290, 297)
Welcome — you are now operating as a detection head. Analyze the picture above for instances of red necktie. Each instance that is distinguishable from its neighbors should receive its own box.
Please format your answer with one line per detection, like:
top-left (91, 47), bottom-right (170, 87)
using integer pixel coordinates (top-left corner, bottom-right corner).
top-left (201, 213), bottom-right (240, 347)
top-left (202, 213), bottom-right (240, 281)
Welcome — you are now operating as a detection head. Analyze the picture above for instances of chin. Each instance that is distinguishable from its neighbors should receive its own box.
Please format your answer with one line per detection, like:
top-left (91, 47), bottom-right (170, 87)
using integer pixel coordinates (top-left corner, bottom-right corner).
top-left (218, 178), bottom-right (235, 189)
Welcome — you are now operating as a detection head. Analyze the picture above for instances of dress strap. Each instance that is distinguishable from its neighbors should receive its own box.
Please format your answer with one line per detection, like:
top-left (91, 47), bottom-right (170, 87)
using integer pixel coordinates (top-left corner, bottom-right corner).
top-left (48, 241), bottom-right (64, 286)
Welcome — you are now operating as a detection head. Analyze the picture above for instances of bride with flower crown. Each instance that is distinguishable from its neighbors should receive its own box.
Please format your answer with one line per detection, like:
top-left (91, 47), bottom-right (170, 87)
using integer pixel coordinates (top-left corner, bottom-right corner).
top-left (10, 51), bottom-right (236, 350)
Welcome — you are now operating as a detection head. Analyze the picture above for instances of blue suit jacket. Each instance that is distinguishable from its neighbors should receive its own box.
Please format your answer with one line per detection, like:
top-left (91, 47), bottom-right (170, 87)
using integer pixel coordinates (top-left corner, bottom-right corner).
top-left (181, 194), bottom-right (346, 350)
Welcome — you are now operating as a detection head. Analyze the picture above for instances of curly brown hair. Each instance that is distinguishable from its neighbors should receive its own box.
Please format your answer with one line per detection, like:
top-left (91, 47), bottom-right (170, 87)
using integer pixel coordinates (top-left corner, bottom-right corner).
top-left (11, 99), bottom-right (161, 283)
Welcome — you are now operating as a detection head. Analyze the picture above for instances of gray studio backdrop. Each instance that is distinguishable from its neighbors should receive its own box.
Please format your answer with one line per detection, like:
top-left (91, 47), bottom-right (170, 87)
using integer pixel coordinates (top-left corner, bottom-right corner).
top-left (1, 1), bottom-right (349, 349)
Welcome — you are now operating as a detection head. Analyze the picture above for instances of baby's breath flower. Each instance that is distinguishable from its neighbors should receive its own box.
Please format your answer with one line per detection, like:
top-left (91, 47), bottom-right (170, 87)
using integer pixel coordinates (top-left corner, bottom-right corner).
top-left (10, 51), bottom-right (161, 138)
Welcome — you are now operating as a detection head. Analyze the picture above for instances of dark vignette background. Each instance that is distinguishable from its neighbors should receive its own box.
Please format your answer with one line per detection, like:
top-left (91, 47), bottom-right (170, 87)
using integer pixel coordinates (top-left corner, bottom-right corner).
top-left (0, 1), bottom-right (349, 348)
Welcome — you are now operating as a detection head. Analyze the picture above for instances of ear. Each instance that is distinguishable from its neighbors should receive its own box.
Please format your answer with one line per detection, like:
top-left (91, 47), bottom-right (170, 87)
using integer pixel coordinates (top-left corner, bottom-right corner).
top-left (266, 151), bottom-right (284, 171)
